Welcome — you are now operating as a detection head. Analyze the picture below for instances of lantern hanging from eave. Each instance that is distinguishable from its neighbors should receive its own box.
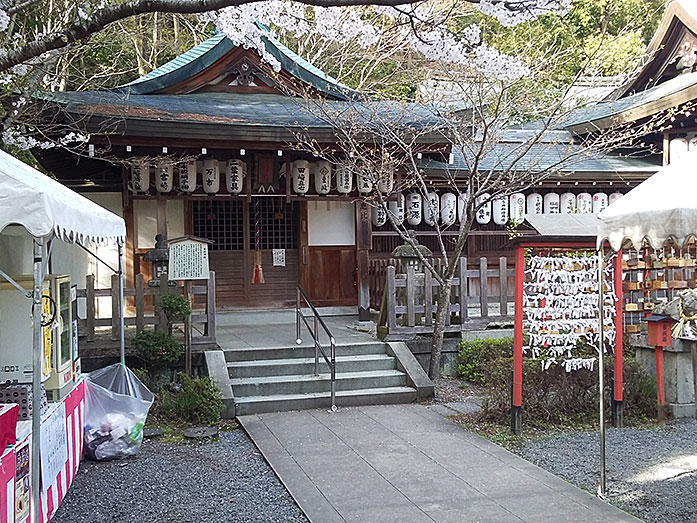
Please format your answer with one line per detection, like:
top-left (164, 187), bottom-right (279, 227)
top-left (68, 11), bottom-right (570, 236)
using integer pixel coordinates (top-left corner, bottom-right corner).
top-left (130, 161), bottom-right (150, 193)
top-left (424, 191), bottom-right (440, 226)
top-left (609, 191), bottom-right (623, 205)
top-left (457, 192), bottom-right (468, 223)
top-left (226, 159), bottom-right (246, 194)
top-left (440, 192), bottom-right (457, 226)
top-left (406, 193), bottom-right (422, 225)
top-left (476, 193), bottom-right (492, 225)
top-left (156, 161), bottom-right (173, 193)
top-left (670, 137), bottom-right (689, 163)
top-left (180, 160), bottom-right (196, 193)
top-left (592, 192), bottom-right (608, 214)
top-left (372, 203), bottom-right (387, 227)
top-left (690, 135), bottom-right (697, 151)
top-left (560, 192), bottom-right (576, 214)
top-left (292, 160), bottom-right (310, 194)
top-left (509, 193), bottom-right (525, 224)
top-left (492, 195), bottom-right (509, 225)
top-left (576, 192), bottom-right (592, 213)
top-left (526, 192), bottom-right (543, 216)
top-left (336, 164), bottom-right (353, 194)
top-left (357, 171), bottom-right (373, 194)
top-left (543, 193), bottom-right (560, 214)
top-left (387, 193), bottom-right (405, 225)
top-left (315, 161), bottom-right (332, 195)
top-left (377, 166), bottom-right (394, 194)
top-left (202, 159), bottom-right (220, 194)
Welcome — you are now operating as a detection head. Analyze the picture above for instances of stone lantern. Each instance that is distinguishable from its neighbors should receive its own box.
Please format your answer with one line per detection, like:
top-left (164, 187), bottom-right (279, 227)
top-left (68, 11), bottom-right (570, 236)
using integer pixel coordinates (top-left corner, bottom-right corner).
top-left (391, 230), bottom-right (432, 273)
top-left (143, 234), bottom-right (173, 287)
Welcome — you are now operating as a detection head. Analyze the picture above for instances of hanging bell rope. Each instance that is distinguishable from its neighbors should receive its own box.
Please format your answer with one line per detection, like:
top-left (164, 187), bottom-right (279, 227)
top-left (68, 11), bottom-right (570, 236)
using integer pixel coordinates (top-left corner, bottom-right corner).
top-left (252, 199), bottom-right (265, 285)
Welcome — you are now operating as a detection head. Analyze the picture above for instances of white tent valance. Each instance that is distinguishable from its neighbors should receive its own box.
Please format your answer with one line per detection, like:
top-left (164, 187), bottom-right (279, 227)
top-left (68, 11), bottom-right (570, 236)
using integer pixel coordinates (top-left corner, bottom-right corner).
top-left (0, 149), bottom-right (125, 243)
top-left (598, 153), bottom-right (697, 251)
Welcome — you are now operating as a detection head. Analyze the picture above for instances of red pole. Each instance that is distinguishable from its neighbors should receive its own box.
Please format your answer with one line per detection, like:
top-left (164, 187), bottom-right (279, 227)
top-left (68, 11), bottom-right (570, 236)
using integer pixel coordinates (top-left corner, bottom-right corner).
top-left (512, 245), bottom-right (524, 434)
top-left (612, 250), bottom-right (624, 427)
top-left (656, 347), bottom-right (666, 420)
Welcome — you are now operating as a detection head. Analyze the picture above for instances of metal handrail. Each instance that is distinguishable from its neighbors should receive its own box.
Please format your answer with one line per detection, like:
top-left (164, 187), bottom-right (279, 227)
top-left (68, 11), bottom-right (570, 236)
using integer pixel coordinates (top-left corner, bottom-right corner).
top-left (296, 285), bottom-right (337, 412)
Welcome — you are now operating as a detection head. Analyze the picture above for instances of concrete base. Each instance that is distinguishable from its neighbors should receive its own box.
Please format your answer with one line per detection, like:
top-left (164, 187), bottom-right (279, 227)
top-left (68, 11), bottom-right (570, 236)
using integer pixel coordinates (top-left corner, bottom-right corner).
top-left (203, 349), bottom-right (236, 418)
top-left (634, 334), bottom-right (697, 419)
top-left (386, 342), bottom-right (434, 400)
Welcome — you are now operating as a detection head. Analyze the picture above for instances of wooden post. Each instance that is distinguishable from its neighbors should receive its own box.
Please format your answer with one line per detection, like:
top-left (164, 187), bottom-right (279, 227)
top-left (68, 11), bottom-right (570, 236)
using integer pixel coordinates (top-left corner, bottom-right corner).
top-left (499, 256), bottom-right (508, 316)
top-left (479, 257), bottom-right (488, 318)
top-left (86, 274), bottom-right (95, 342)
top-left (406, 264), bottom-right (416, 327)
top-left (157, 272), bottom-right (169, 332)
top-left (512, 246), bottom-right (524, 434)
top-left (459, 257), bottom-right (468, 328)
top-left (424, 269), bottom-right (433, 327)
top-left (157, 198), bottom-right (168, 239)
top-left (691, 342), bottom-right (697, 420)
top-left (386, 265), bottom-right (397, 332)
top-left (656, 347), bottom-right (666, 421)
top-left (135, 274), bottom-right (144, 334)
top-left (612, 250), bottom-right (624, 427)
top-left (356, 201), bottom-right (372, 322)
top-left (206, 270), bottom-right (216, 339)
top-left (184, 280), bottom-right (193, 377)
top-left (111, 274), bottom-right (120, 341)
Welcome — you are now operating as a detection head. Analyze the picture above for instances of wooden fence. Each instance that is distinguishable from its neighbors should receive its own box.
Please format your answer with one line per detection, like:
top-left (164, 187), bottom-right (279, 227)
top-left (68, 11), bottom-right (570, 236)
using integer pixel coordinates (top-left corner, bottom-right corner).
top-left (376, 257), bottom-right (514, 340)
top-left (77, 271), bottom-right (216, 346)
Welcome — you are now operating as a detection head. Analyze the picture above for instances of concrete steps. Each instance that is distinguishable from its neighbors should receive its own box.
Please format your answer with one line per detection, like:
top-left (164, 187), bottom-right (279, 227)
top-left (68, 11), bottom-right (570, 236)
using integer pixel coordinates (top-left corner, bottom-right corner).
top-left (225, 342), bottom-right (418, 415)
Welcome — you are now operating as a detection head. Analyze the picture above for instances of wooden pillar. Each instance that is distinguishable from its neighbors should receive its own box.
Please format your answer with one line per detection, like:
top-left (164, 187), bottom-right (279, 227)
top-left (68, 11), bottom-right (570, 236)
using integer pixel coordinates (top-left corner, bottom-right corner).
top-left (511, 245), bottom-right (524, 435)
top-left (356, 201), bottom-right (372, 322)
top-left (656, 347), bottom-right (667, 421)
top-left (157, 198), bottom-right (168, 239)
top-left (612, 250), bottom-right (624, 427)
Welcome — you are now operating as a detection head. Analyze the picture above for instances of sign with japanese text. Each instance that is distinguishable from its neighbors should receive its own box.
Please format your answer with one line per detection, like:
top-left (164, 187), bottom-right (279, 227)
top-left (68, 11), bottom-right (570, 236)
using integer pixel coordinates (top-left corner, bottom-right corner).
top-left (168, 240), bottom-right (210, 280)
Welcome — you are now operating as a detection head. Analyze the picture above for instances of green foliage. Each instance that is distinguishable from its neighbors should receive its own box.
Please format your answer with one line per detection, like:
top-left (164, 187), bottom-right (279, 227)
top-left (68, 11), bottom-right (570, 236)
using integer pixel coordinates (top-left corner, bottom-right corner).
top-left (159, 374), bottom-right (224, 425)
top-left (457, 337), bottom-right (656, 426)
top-left (161, 294), bottom-right (192, 323)
top-left (133, 330), bottom-right (182, 369)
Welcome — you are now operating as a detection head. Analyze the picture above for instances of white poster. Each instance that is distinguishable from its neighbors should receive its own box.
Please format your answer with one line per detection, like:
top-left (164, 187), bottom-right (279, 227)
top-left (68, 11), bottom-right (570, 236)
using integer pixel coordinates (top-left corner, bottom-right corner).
top-left (272, 249), bottom-right (286, 267)
top-left (168, 241), bottom-right (210, 280)
top-left (40, 403), bottom-right (67, 492)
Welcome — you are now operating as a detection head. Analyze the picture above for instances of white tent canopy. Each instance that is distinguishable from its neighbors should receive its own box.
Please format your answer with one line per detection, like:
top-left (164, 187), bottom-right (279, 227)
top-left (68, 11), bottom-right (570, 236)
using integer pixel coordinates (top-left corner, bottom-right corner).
top-left (0, 149), bottom-right (125, 242)
top-left (598, 153), bottom-right (697, 250)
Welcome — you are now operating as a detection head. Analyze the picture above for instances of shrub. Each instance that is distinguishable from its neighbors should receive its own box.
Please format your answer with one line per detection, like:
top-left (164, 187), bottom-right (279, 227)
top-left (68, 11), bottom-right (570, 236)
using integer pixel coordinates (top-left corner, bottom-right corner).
top-left (456, 338), bottom-right (512, 384)
top-left (133, 330), bottom-right (182, 369)
top-left (161, 294), bottom-right (192, 324)
top-left (159, 374), bottom-right (224, 425)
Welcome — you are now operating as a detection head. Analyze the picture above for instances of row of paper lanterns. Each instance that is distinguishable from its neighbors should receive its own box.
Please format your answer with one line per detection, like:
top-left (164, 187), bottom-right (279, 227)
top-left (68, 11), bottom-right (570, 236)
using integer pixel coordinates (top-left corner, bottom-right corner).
top-left (290, 160), bottom-right (392, 195)
top-left (130, 159), bottom-right (247, 194)
top-left (371, 191), bottom-right (624, 227)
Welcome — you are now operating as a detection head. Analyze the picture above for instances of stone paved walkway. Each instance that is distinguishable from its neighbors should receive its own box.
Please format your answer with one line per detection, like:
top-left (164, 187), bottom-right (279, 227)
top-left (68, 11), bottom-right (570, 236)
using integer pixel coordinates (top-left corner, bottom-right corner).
top-left (239, 404), bottom-right (640, 523)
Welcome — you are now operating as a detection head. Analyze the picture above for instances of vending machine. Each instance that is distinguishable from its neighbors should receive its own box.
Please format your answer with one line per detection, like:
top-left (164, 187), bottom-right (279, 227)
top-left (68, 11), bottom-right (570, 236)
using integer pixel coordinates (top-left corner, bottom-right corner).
top-left (44, 275), bottom-right (74, 400)
top-left (0, 276), bottom-right (52, 384)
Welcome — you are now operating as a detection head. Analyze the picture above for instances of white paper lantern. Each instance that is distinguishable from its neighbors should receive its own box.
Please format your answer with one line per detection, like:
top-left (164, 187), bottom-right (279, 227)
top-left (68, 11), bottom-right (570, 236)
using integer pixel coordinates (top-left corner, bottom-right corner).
top-left (440, 192), bottom-right (457, 226)
top-left (180, 161), bottom-right (196, 193)
top-left (406, 193), bottom-right (422, 225)
top-left (202, 159), bottom-right (220, 194)
top-left (155, 161), bottom-right (173, 193)
top-left (492, 195), bottom-right (509, 225)
top-left (377, 167), bottom-right (394, 194)
top-left (336, 164), bottom-right (353, 194)
top-left (543, 193), bottom-right (560, 214)
top-left (388, 193), bottom-right (405, 224)
top-left (670, 137), bottom-right (689, 163)
top-left (509, 193), bottom-right (525, 224)
top-left (526, 193), bottom-right (543, 216)
top-left (292, 160), bottom-right (310, 194)
top-left (314, 161), bottom-right (331, 195)
top-left (424, 192), bottom-right (440, 226)
top-left (609, 192), bottom-right (623, 205)
top-left (560, 192), bottom-right (576, 214)
top-left (576, 192), bottom-right (592, 213)
top-left (130, 161), bottom-right (150, 193)
top-left (372, 203), bottom-right (387, 227)
top-left (690, 135), bottom-right (697, 151)
top-left (476, 193), bottom-right (492, 225)
top-left (592, 192), bottom-right (608, 214)
top-left (357, 171), bottom-right (373, 194)
top-left (457, 193), bottom-right (468, 223)
top-left (226, 159), bottom-right (246, 194)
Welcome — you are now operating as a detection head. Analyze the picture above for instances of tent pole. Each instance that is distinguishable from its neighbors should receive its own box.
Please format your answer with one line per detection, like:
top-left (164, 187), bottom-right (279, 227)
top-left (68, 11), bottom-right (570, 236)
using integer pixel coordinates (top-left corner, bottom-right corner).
top-left (597, 249), bottom-right (607, 498)
top-left (31, 239), bottom-right (43, 523)
top-left (118, 240), bottom-right (125, 366)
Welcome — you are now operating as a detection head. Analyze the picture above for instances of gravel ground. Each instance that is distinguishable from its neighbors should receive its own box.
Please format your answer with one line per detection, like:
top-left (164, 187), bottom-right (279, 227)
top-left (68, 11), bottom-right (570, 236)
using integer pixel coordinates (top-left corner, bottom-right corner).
top-left (515, 419), bottom-right (697, 523)
top-left (52, 430), bottom-right (308, 523)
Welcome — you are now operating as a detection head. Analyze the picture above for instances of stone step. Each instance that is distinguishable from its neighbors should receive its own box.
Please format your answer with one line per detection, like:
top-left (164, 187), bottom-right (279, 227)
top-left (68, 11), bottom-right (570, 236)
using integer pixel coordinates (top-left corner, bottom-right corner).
top-left (231, 369), bottom-right (407, 397)
top-left (228, 354), bottom-right (396, 379)
top-left (224, 342), bottom-right (388, 362)
top-left (234, 386), bottom-right (417, 416)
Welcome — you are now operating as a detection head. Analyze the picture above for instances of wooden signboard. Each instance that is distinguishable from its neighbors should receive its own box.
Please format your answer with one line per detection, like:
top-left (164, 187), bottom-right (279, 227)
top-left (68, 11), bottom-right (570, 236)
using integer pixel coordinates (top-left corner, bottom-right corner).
top-left (168, 239), bottom-right (210, 280)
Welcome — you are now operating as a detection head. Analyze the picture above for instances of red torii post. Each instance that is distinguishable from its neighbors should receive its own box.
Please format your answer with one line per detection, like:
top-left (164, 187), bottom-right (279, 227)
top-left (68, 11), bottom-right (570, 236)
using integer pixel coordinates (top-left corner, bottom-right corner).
top-left (511, 238), bottom-right (624, 434)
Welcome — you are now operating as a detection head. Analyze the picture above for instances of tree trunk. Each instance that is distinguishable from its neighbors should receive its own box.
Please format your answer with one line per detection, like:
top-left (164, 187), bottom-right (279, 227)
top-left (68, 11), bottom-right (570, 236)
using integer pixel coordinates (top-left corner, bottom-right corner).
top-left (428, 278), bottom-right (452, 380)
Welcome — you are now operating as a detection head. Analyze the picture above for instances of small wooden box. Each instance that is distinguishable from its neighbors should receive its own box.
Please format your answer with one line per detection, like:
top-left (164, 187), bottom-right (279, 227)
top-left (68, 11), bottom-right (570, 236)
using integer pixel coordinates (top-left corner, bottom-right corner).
top-left (623, 282), bottom-right (641, 291)
top-left (647, 315), bottom-right (672, 347)
top-left (652, 280), bottom-right (668, 289)
top-left (625, 303), bottom-right (640, 311)
top-left (625, 324), bottom-right (641, 333)
top-left (643, 302), bottom-right (655, 311)
top-left (666, 258), bottom-right (683, 267)
top-left (668, 280), bottom-right (688, 289)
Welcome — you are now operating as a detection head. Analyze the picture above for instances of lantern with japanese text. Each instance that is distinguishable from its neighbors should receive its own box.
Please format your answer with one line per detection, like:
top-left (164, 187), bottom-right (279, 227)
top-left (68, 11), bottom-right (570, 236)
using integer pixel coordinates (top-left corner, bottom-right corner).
top-left (357, 171), bottom-right (373, 194)
top-left (314, 161), bottom-right (332, 195)
top-left (336, 164), bottom-right (353, 194)
top-left (476, 193), bottom-right (492, 225)
top-left (560, 192), bottom-right (576, 214)
top-left (457, 192), bottom-right (468, 223)
top-left (440, 192), bottom-right (457, 226)
top-left (592, 192), bottom-right (608, 214)
top-left (377, 167), bottom-right (394, 194)
top-left (202, 159), bottom-right (220, 194)
top-left (388, 193), bottom-right (405, 224)
top-left (670, 137), bottom-right (689, 163)
top-left (526, 192), bottom-right (543, 215)
top-left (180, 161), bottom-right (196, 193)
top-left (406, 193), bottom-right (422, 225)
top-left (372, 203), bottom-right (387, 227)
top-left (576, 192), bottom-right (592, 213)
top-left (292, 160), bottom-right (310, 194)
top-left (131, 161), bottom-right (150, 193)
top-left (609, 192), bottom-right (623, 205)
top-left (492, 195), bottom-right (509, 225)
top-left (156, 161), bottom-right (173, 193)
top-left (226, 159), bottom-right (246, 194)
top-left (424, 192), bottom-right (439, 226)
top-left (543, 193), bottom-right (560, 214)
top-left (509, 193), bottom-right (525, 224)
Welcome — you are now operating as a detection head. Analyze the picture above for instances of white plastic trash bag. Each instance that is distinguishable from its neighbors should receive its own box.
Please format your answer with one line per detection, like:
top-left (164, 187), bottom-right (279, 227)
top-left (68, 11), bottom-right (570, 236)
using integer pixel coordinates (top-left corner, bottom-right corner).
top-left (84, 363), bottom-right (154, 461)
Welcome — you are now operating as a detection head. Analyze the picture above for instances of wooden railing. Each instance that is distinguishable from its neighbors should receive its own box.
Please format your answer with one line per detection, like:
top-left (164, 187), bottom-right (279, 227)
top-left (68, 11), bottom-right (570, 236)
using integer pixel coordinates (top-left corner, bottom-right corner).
top-left (376, 257), bottom-right (514, 340)
top-left (77, 271), bottom-right (216, 345)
